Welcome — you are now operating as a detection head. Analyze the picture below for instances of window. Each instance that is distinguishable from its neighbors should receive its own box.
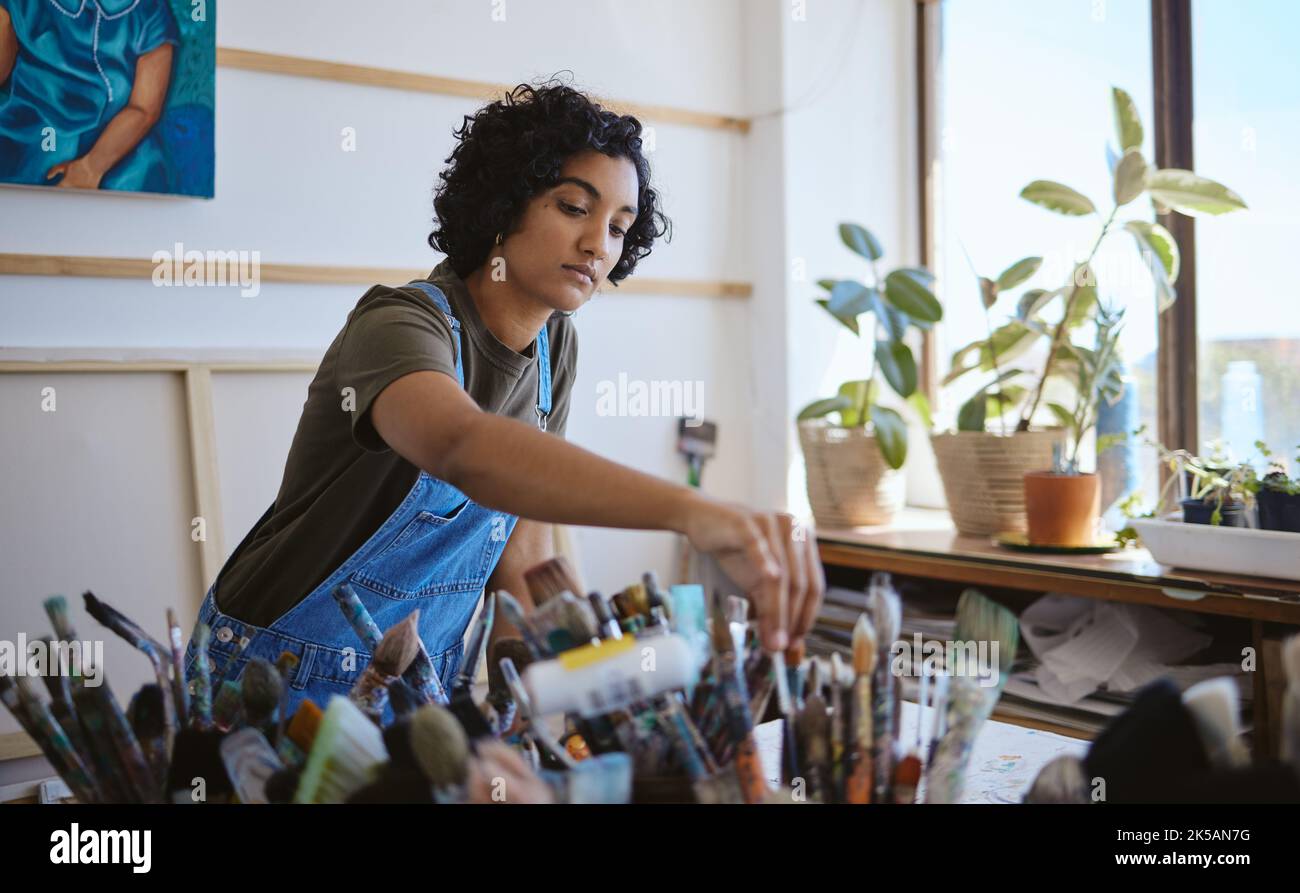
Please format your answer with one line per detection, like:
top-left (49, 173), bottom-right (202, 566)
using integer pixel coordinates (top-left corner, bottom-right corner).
top-left (935, 0), bottom-right (1160, 507)
top-left (1192, 0), bottom-right (1300, 468)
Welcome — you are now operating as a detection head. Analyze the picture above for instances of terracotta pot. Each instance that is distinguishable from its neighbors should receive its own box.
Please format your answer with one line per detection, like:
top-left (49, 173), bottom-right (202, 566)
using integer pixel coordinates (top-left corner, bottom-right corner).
top-left (1023, 471), bottom-right (1100, 546)
top-left (931, 430), bottom-right (1065, 536)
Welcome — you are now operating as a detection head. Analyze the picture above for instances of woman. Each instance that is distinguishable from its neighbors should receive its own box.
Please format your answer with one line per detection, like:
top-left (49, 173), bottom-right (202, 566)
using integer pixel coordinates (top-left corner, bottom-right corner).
top-left (182, 82), bottom-right (824, 717)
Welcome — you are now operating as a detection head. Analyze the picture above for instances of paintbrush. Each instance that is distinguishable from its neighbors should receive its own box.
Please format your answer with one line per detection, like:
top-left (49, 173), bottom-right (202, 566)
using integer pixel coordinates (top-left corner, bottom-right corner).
top-left (844, 614), bottom-right (877, 803)
top-left (709, 590), bottom-right (768, 803)
top-left (409, 702), bottom-right (472, 791)
top-left (523, 555), bottom-right (584, 608)
top-left (240, 658), bottom-right (283, 734)
top-left (891, 657), bottom-right (929, 804)
top-left (211, 680), bottom-right (244, 731)
top-left (587, 591), bottom-right (622, 640)
top-left (220, 727), bottom-right (284, 804)
top-left (3, 674), bottom-right (101, 803)
top-left (190, 623), bottom-right (215, 729)
top-left (294, 696), bottom-right (388, 804)
top-left (675, 417), bottom-right (717, 583)
top-left (867, 573), bottom-right (901, 801)
top-left (446, 592), bottom-right (496, 739)
top-left (84, 591), bottom-right (178, 759)
top-left (498, 656), bottom-right (578, 768)
top-left (166, 608), bottom-right (190, 728)
top-left (349, 611), bottom-right (421, 720)
top-left (1282, 635), bottom-right (1300, 768)
top-left (829, 651), bottom-right (846, 801)
top-left (34, 635), bottom-right (93, 776)
top-left (768, 650), bottom-right (800, 785)
top-left (796, 663), bottom-right (831, 803)
top-left (127, 683), bottom-right (169, 793)
top-left (273, 651), bottom-right (299, 745)
top-left (286, 699), bottom-right (324, 755)
top-left (45, 596), bottom-right (156, 801)
top-left (333, 582), bottom-right (445, 704)
top-left (497, 588), bottom-right (548, 657)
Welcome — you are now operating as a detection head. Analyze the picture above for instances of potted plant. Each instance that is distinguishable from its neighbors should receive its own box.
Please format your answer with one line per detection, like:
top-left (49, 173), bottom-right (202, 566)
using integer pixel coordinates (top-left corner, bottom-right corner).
top-left (930, 251), bottom-right (1066, 536)
top-left (1115, 433), bottom-right (1255, 534)
top-left (797, 223), bottom-right (942, 527)
top-left (938, 85), bottom-right (1245, 539)
top-left (1022, 305), bottom-right (1127, 545)
top-left (1254, 442), bottom-right (1300, 533)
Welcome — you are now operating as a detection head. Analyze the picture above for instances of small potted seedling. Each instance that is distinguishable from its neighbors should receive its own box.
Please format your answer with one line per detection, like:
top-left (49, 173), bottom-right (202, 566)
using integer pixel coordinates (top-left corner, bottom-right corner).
top-left (1022, 305), bottom-right (1126, 546)
top-left (1254, 441), bottom-right (1300, 533)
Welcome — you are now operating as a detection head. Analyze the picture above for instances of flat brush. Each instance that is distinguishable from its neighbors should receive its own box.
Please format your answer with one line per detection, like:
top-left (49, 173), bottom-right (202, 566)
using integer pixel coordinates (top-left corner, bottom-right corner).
top-left (349, 611), bottom-right (421, 719)
top-left (523, 555), bottom-right (584, 608)
top-left (293, 696), bottom-right (387, 804)
top-left (447, 593), bottom-right (496, 739)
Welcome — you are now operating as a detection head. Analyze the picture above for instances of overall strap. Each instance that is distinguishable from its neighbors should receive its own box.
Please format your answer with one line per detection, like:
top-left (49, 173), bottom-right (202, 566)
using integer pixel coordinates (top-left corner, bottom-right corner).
top-left (535, 322), bottom-right (552, 432)
top-left (404, 280), bottom-right (464, 388)
top-left (405, 280), bottom-right (553, 431)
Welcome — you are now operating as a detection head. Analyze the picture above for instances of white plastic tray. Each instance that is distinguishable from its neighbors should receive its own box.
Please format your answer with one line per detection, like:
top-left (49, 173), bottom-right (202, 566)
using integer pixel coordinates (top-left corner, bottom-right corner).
top-left (1131, 515), bottom-right (1300, 581)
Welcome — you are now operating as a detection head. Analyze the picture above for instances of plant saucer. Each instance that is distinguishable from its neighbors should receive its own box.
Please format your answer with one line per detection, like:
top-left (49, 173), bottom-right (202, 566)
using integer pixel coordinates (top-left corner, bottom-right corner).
top-left (994, 531), bottom-right (1120, 554)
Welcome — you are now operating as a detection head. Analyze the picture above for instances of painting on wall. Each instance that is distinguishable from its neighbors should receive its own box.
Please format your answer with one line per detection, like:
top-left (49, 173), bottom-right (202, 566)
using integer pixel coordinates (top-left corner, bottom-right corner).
top-left (0, 0), bottom-right (215, 198)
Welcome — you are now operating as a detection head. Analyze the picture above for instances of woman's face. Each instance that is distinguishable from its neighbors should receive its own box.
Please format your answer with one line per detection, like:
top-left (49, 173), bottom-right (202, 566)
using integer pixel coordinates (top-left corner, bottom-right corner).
top-left (502, 150), bottom-right (640, 313)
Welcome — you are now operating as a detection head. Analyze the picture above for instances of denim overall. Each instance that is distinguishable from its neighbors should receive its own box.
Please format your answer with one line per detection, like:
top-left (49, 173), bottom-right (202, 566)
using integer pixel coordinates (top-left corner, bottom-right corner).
top-left (182, 280), bottom-right (551, 723)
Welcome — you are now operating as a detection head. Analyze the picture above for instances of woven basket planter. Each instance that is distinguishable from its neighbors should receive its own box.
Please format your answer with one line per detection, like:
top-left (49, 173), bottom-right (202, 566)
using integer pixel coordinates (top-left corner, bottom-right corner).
top-left (931, 429), bottom-right (1065, 537)
top-left (798, 420), bottom-right (905, 528)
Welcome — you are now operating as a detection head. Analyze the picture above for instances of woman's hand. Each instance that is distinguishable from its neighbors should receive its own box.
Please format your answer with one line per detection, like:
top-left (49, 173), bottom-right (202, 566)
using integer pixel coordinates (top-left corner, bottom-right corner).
top-left (677, 493), bottom-right (825, 654)
top-left (46, 156), bottom-right (104, 189)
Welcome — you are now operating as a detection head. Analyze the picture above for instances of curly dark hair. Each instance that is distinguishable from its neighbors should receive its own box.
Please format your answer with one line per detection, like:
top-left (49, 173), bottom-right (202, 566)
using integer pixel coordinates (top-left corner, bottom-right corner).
top-left (428, 80), bottom-right (671, 286)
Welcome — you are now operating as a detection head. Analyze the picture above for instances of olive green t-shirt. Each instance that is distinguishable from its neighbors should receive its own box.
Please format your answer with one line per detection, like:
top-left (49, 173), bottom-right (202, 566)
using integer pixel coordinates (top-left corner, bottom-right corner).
top-left (215, 259), bottom-right (577, 627)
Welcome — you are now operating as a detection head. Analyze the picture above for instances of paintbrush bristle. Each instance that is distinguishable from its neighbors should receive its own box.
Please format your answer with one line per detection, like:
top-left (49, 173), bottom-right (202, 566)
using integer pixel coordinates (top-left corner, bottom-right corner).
top-left (409, 702), bottom-right (470, 788)
top-left (373, 610), bottom-right (423, 677)
top-left (523, 556), bottom-right (583, 608)
top-left (129, 683), bottom-right (167, 739)
top-left (240, 658), bottom-right (282, 725)
top-left (852, 615), bottom-right (877, 676)
top-left (294, 696), bottom-right (387, 804)
top-left (954, 588), bottom-right (1019, 677)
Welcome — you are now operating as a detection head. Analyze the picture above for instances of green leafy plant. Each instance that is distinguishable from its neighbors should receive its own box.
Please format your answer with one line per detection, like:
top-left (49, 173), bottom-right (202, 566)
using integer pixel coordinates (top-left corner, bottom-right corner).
top-left (1047, 303), bottom-right (1127, 473)
top-left (797, 223), bottom-right (942, 469)
top-left (1256, 440), bottom-right (1300, 496)
top-left (944, 86), bottom-right (1247, 435)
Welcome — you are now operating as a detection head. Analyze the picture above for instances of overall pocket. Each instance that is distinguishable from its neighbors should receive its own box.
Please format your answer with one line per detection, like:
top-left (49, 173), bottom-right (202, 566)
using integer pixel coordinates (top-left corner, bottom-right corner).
top-left (350, 500), bottom-right (493, 599)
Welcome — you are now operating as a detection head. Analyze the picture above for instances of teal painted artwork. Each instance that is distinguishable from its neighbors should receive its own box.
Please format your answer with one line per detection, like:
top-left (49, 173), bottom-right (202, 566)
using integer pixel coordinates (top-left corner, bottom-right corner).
top-left (0, 0), bottom-right (215, 197)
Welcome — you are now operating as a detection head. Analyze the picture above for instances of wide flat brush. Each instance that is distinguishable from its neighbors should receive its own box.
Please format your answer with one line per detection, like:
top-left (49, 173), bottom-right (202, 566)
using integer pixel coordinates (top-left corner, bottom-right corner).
top-left (294, 696), bottom-right (387, 804)
top-left (523, 555), bottom-right (584, 608)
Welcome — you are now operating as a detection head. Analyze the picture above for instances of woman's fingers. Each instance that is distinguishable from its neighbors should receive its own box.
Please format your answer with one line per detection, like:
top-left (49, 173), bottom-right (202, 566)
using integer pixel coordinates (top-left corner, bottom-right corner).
top-left (754, 514), bottom-right (790, 652)
top-left (791, 523), bottom-right (825, 644)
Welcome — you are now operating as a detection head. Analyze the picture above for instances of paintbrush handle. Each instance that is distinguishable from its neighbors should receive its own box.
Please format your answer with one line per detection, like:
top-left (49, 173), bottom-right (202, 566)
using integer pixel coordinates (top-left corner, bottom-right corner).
top-left (733, 733), bottom-right (769, 804)
top-left (96, 685), bottom-right (160, 802)
top-left (402, 639), bottom-right (449, 705)
top-left (332, 583), bottom-right (384, 650)
top-left (190, 624), bottom-right (214, 729)
top-left (167, 609), bottom-right (191, 728)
